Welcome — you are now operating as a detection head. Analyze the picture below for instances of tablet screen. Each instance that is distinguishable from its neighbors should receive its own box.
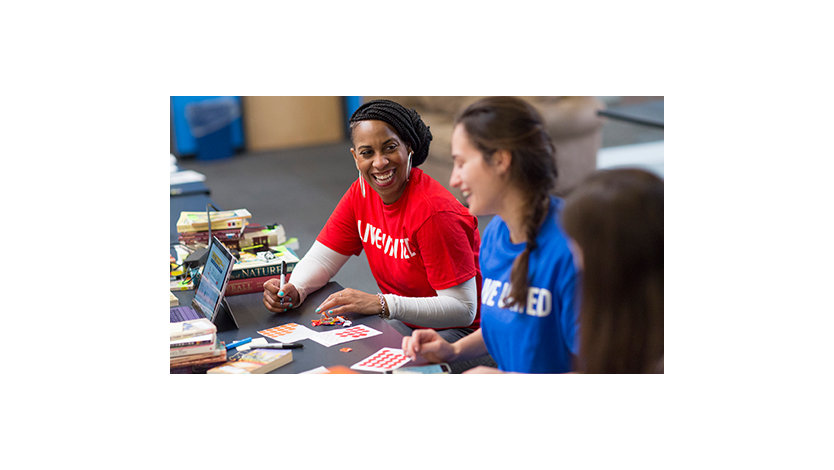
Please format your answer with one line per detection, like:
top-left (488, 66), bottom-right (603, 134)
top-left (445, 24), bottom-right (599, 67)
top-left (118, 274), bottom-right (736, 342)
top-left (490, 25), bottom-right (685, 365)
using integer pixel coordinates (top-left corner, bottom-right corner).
top-left (193, 239), bottom-right (233, 321)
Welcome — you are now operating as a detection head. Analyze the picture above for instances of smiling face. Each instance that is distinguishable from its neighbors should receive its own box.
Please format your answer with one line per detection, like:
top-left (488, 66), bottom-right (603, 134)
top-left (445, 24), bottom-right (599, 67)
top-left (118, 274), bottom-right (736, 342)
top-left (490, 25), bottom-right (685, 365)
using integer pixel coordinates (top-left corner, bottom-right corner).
top-left (351, 120), bottom-right (412, 204)
top-left (450, 123), bottom-right (508, 217)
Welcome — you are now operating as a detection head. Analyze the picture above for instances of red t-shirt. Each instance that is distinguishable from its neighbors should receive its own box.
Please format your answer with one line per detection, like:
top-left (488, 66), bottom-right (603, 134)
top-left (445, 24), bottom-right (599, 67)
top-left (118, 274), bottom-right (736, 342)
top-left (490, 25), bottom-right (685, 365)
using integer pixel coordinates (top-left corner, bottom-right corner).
top-left (317, 168), bottom-right (481, 330)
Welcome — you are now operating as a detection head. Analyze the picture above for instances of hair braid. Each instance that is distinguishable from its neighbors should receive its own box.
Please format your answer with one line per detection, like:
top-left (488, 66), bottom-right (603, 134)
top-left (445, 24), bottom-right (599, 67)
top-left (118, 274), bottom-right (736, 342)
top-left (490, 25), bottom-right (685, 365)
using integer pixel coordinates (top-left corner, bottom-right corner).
top-left (349, 99), bottom-right (433, 167)
top-left (507, 191), bottom-right (549, 308)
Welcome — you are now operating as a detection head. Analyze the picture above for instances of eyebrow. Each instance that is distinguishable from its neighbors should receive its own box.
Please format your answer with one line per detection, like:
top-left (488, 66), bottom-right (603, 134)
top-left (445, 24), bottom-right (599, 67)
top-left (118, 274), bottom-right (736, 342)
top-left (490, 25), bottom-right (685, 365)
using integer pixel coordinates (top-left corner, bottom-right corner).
top-left (358, 138), bottom-right (398, 150)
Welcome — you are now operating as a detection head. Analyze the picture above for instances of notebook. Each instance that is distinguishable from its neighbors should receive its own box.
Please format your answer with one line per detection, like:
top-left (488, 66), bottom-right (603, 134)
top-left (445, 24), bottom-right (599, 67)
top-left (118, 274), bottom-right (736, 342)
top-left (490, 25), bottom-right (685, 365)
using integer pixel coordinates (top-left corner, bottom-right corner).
top-left (170, 236), bottom-right (236, 324)
top-left (170, 305), bottom-right (201, 322)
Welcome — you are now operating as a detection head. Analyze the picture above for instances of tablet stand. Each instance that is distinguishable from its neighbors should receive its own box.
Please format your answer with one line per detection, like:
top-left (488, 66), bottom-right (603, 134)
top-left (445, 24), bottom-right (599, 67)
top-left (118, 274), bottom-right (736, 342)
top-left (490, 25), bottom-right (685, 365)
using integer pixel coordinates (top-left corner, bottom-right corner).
top-left (213, 298), bottom-right (239, 332)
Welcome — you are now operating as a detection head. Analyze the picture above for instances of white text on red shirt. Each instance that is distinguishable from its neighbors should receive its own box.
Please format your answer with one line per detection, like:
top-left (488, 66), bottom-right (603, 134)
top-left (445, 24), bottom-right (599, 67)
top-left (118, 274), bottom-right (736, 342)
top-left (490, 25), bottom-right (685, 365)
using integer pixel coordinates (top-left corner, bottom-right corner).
top-left (357, 219), bottom-right (418, 260)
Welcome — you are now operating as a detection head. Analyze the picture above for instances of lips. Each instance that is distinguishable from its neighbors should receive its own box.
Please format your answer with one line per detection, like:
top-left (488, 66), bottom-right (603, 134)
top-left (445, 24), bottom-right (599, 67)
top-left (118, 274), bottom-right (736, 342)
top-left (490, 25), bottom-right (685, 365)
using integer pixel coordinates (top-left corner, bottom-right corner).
top-left (372, 169), bottom-right (396, 187)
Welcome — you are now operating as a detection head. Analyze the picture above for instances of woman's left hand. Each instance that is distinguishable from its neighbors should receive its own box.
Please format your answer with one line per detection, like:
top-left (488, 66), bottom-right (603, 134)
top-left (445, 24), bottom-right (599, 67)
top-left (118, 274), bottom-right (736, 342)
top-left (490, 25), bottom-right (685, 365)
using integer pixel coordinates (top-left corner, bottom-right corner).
top-left (314, 288), bottom-right (382, 317)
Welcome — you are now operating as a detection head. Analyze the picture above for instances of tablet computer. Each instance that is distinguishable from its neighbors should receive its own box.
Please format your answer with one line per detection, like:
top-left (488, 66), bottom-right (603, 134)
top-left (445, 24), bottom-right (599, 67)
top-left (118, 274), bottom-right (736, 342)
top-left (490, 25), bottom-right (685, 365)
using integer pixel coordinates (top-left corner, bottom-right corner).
top-left (192, 236), bottom-right (236, 323)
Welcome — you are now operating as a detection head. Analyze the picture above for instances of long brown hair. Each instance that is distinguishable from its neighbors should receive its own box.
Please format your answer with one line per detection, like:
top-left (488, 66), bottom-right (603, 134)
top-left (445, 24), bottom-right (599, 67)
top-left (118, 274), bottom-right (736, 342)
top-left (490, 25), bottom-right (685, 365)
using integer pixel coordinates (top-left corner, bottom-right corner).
top-left (455, 97), bottom-right (558, 308)
top-left (561, 169), bottom-right (664, 373)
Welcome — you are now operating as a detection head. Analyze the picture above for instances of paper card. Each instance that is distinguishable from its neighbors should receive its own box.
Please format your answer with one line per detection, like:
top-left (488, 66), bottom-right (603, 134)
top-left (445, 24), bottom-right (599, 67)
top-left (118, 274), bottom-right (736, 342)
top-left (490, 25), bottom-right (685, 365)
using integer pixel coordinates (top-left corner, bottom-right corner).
top-left (236, 337), bottom-right (268, 351)
top-left (350, 347), bottom-right (411, 373)
top-left (308, 324), bottom-right (382, 348)
top-left (300, 366), bottom-right (329, 374)
top-left (258, 323), bottom-right (317, 343)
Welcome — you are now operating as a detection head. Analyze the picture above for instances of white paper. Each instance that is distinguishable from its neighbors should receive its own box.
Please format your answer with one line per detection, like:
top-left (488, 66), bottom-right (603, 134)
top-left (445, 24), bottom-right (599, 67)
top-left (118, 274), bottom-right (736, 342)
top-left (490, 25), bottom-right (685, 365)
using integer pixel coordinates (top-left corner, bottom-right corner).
top-left (170, 169), bottom-right (206, 185)
top-left (308, 324), bottom-right (382, 348)
top-left (236, 337), bottom-right (268, 351)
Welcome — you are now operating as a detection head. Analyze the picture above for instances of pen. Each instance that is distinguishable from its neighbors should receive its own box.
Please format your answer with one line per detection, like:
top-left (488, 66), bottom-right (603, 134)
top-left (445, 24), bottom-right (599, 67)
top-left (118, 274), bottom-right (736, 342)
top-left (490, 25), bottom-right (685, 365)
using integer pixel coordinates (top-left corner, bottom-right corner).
top-left (225, 337), bottom-right (252, 350)
top-left (279, 260), bottom-right (287, 292)
top-left (252, 343), bottom-right (303, 350)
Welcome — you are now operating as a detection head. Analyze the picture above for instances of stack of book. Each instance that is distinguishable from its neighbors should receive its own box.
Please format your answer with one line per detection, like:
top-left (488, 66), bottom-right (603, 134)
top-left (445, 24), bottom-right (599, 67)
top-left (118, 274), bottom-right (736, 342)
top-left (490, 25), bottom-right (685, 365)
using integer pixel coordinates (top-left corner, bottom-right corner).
top-left (170, 318), bottom-right (227, 373)
top-left (227, 244), bottom-right (300, 295)
top-left (239, 223), bottom-right (288, 253)
top-left (176, 208), bottom-right (253, 251)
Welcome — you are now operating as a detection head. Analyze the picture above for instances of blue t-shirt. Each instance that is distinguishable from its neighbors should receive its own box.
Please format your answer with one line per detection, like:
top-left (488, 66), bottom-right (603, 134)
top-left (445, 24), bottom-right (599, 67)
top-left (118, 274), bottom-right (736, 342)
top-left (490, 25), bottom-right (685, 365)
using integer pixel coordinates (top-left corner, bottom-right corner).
top-left (480, 196), bottom-right (579, 373)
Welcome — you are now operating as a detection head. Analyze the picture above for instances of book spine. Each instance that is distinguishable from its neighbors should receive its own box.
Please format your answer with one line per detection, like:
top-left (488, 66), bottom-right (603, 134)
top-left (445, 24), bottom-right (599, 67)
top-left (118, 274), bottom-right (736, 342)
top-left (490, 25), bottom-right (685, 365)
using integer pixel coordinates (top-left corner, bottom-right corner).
top-left (226, 274), bottom-right (291, 296)
top-left (170, 342), bottom-right (217, 358)
top-left (177, 218), bottom-right (249, 233)
top-left (169, 331), bottom-right (215, 342)
top-left (170, 336), bottom-right (215, 348)
top-left (230, 261), bottom-right (297, 280)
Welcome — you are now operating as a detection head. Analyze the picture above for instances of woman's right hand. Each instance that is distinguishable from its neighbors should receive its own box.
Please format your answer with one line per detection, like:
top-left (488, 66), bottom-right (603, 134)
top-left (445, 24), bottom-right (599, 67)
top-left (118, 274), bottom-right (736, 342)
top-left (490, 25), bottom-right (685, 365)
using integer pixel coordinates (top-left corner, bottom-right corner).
top-left (402, 329), bottom-right (456, 363)
top-left (263, 280), bottom-right (300, 313)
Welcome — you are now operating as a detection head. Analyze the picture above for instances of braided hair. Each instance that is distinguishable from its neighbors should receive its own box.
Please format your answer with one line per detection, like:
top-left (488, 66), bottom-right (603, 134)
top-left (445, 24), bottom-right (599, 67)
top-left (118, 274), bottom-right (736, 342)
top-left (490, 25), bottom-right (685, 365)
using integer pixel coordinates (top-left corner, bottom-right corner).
top-left (349, 99), bottom-right (433, 167)
top-left (455, 97), bottom-right (558, 309)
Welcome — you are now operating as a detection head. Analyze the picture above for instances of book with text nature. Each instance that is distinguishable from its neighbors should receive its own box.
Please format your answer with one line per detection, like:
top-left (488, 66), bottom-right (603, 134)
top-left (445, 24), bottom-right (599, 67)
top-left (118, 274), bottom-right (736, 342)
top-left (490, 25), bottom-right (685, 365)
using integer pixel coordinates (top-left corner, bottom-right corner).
top-left (231, 245), bottom-right (299, 281)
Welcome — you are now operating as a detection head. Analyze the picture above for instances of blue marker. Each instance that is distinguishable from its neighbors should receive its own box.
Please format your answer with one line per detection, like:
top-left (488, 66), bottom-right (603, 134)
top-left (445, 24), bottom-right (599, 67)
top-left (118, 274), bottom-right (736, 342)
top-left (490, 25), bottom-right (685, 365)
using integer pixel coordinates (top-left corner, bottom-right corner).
top-left (225, 337), bottom-right (252, 350)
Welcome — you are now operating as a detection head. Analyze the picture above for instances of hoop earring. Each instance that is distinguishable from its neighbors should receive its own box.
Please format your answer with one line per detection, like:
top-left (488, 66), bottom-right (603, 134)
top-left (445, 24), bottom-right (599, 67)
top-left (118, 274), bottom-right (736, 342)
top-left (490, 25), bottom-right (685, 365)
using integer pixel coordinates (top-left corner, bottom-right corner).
top-left (406, 152), bottom-right (413, 182)
top-left (358, 170), bottom-right (366, 198)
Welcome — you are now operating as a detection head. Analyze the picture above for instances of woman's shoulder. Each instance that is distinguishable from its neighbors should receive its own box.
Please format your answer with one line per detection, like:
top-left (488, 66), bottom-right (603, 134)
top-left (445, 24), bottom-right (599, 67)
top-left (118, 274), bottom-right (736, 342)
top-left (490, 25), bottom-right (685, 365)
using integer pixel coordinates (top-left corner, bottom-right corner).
top-left (536, 197), bottom-right (573, 251)
top-left (409, 169), bottom-right (469, 214)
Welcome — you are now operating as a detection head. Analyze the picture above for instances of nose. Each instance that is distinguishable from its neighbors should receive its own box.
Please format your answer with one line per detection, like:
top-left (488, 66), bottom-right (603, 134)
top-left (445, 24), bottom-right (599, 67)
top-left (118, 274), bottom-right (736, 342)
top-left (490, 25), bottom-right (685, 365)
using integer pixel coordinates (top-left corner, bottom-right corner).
top-left (372, 153), bottom-right (389, 170)
top-left (449, 166), bottom-right (461, 188)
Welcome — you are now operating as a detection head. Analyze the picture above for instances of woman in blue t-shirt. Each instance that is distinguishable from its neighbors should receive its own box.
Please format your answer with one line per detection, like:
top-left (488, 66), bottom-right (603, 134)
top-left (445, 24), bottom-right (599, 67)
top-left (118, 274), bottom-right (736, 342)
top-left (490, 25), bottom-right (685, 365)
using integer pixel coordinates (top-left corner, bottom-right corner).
top-left (402, 96), bottom-right (580, 373)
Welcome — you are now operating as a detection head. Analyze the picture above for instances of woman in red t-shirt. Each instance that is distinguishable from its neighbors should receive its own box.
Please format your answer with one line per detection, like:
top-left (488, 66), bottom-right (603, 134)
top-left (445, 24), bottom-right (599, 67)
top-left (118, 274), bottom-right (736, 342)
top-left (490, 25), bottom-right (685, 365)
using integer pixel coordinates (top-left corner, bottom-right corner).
top-left (263, 99), bottom-right (482, 342)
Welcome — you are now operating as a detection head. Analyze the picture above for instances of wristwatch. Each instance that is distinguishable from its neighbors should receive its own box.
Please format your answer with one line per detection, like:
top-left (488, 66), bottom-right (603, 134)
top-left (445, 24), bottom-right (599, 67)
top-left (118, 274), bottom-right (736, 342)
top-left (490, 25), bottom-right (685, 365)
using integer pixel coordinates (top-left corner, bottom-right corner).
top-left (377, 293), bottom-right (390, 319)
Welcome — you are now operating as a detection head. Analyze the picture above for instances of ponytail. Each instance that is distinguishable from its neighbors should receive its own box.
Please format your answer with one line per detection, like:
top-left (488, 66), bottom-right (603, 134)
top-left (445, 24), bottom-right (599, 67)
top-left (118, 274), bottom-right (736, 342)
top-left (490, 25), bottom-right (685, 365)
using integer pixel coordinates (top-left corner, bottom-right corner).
top-left (506, 193), bottom-right (549, 309)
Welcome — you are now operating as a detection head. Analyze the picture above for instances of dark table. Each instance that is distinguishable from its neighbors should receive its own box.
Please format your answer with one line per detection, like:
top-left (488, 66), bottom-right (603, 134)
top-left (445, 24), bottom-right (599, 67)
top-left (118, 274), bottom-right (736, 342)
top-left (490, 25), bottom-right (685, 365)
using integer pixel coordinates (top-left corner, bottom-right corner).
top-left (173, 282), bottom-right (425, 373)
top-left (598, 99), bottom-right (664, 129)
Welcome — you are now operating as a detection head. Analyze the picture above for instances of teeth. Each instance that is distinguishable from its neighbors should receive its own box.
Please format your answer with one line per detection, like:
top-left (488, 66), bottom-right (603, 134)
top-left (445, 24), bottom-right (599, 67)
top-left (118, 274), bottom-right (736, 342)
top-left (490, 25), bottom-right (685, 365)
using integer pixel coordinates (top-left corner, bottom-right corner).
top-left (462, 190), bottom-right (471, 198)
top-left (373, 170), bottom-right (394, 183)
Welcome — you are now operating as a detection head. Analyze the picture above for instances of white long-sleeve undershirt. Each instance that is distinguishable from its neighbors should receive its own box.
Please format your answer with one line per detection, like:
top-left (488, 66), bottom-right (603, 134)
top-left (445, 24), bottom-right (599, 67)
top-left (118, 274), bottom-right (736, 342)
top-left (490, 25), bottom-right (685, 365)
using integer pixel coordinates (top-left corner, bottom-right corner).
top-left (291, 241), bottom-right (477, 328)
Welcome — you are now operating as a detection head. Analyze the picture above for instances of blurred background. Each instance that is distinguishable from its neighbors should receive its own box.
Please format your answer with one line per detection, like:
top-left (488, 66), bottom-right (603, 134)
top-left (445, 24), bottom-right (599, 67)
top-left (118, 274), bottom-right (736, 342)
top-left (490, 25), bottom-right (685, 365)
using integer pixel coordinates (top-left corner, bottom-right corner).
top-left (170, 96), bottom-right (663, 294)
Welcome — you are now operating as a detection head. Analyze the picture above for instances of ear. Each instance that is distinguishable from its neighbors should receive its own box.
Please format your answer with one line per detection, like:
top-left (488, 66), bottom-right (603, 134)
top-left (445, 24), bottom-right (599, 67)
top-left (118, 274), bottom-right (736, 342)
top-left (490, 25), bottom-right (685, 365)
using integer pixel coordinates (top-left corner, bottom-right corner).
top-left (350, 148), bottom-right (360, 170)
top-left (493, 149), bottom-right (512, 175)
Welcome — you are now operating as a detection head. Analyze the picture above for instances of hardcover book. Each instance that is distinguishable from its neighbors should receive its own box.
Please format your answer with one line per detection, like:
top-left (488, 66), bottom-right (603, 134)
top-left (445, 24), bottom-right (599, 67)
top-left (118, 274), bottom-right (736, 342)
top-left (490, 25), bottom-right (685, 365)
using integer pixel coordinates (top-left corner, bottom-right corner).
top-left (231, 245), bottom-right (299, 281)
top-left (226, 273), bottom-right (291, 296)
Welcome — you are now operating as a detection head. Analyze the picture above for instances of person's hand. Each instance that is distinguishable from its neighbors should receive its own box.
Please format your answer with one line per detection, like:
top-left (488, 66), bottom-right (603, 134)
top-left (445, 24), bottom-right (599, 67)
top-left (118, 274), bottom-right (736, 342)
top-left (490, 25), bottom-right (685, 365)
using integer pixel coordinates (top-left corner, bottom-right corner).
top-left (263, 280), bottom-right (300, 313)
top-left (463, 366), bottom-right (504, 374)
top-left (402, 329), bottom-right (456, 363)
top-left (314, 288), bottom-right (380, 317)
